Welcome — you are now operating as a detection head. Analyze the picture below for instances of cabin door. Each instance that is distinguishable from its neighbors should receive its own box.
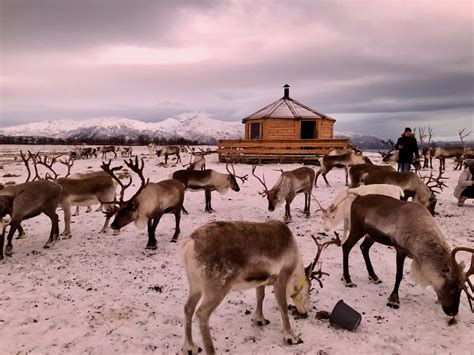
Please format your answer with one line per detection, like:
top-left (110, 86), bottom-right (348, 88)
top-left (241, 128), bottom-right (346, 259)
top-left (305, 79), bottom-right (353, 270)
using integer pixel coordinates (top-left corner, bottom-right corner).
top-left (301, 121), bottom-right (315, 139)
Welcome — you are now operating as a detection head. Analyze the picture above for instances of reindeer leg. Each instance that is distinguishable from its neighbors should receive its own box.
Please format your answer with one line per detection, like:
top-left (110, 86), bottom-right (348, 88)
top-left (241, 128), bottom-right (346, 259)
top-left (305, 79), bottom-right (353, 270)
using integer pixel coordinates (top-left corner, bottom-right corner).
top-left (4, 218), bottom-right (20, 257)
top-left (387, 250), bottom-right (407, 309)
top-left (43, 209), bottom-right (59, 248)
top-left (146, 215), bottom-right (162, 250)
top-left (306, 191), bottom-right (311, 218)
top-left (72, 206), bottom-right (80, 216)
top-left (196, 289), bottom-right (228, 355)
top-left (60, 202), bottom-right (72, 239)
top-left (0, 226), bottom-right (6, 260)
top-left (181, 205), bottom-right (189, 215)
top-left (344, 166), bottom-right (349, 186)
top-left (252, 286), bottom-right (270, 326)
top-left (322, 170), bottom-right (331, 187)
top-left (99, 214), bottom-right (111, 234)
top-left (273, 271), bottom-right (302, 345)
top-left (16, 224), bottom-right (26, 239)
top-left (360, 237), bottom-right (382, 284)
top-left (204, 190), bottom-right (214, 213)
top-left (342, 229), bottom-right (365, 287)
top-left (170, 208), bottom-right (181, 243)
top-left (182, 286), bottom-right (203, 355)
top-left (314, 170), bottom-right (322, 188)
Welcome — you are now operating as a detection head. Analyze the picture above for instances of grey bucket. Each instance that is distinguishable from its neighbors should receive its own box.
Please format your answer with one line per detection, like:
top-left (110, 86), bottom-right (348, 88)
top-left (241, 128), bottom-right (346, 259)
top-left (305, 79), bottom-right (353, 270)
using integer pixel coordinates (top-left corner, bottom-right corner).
top-left (329, 300), bottom-right (362, 332)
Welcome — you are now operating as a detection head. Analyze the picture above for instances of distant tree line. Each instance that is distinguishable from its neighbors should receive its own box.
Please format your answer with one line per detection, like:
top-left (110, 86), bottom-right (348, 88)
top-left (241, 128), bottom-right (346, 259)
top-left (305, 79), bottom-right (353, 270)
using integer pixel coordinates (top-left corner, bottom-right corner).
top-left (0, 135), bottom-right (201, 146)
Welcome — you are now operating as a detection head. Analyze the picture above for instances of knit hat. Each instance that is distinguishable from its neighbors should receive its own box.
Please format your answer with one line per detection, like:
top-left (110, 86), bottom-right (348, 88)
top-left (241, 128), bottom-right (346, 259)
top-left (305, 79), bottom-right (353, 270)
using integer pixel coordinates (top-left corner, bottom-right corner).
top-left (404, 127), bottom-right (412, 133)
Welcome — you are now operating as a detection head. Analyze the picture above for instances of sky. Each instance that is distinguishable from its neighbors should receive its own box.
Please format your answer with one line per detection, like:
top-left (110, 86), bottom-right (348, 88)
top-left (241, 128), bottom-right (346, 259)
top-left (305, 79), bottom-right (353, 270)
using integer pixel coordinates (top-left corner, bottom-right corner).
top-left (0, 0), bottom-right (473, 138)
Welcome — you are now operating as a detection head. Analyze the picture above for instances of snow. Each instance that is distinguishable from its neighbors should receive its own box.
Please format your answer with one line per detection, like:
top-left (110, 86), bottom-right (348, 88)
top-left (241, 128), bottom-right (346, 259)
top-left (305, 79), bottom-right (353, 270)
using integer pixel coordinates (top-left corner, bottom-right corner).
top-left (0, 145), bottom-right (473, 354)
top-left (0, 114), bottom-right (243, 143)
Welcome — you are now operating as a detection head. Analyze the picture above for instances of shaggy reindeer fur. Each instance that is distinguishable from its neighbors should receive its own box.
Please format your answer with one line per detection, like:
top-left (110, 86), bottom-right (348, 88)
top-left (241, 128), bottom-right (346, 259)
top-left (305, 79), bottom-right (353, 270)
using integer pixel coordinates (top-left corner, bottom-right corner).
top-left (179, 220), bottom-right (310, 354)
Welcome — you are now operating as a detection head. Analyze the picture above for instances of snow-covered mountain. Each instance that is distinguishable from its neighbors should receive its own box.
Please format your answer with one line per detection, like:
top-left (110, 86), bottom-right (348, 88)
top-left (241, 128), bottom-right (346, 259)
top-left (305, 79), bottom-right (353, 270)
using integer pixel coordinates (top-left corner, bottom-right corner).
top-left (0, 112), bottom-right (243, 144)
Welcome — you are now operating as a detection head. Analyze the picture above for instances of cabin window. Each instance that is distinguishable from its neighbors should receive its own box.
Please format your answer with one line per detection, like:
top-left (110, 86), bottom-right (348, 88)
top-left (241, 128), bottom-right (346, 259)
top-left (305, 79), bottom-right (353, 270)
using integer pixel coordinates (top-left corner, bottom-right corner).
top-left (301, 121), bottom-right (316, 139)
top-left (250, 123), bottom-right (261, 139)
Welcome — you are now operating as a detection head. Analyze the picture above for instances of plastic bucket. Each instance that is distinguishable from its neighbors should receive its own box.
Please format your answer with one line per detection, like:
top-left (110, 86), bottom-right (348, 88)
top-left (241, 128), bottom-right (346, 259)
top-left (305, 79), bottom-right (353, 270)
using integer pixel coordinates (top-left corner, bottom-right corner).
top-left (329, 300), bottom-right (362, 332)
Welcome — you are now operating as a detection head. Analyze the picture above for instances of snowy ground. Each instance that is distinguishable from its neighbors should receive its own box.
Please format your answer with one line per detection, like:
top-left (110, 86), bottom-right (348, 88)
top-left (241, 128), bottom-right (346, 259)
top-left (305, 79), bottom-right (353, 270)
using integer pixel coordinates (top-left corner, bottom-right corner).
top-left (0, 145), bottom-right (472, 354)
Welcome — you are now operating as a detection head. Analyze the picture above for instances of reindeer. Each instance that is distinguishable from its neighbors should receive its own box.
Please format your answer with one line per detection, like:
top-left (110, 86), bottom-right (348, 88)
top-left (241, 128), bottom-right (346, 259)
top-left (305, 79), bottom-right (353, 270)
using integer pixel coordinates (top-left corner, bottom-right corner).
top-left (119, 146), bottom-right (133, 158)
top-left (341, 194), bottom-right (474, 318)
top-left (156, 145), bottom-right (181, 164)
top-left (348, 163), bottom-right (396, 187)
top-left (252, 165), bottom-right (315, 223)
top-left (378, 139), bottom-right (398, 166)
top-left (68, 170), bottom-right (110, 216)
top-left (359, 170), bottom-right (442, 215)
top-left (0, 180), bottom-right (62, 260)
top-left (328, 144), bottom-right (362, 156)
top-left (315, 152), bottom-right (372, 187)
top-left (101, 157), bottom-right (186, 248)
top-left (24, 154), bottom-right (118, 237)
top-left (315, 184), bottom-right (405, 243)
top-left (417, 127), bottom-right (434, 169)
top-left (179, 220), bottom-right (340, 354)
top-left (97, 146), bottom-right (117, 159)
top-left (54, 173), bottom-right (118, 238)
top-left (184, 147), bottom-right (206, 170)
top-left (170, 164), bottom-right (247, 213)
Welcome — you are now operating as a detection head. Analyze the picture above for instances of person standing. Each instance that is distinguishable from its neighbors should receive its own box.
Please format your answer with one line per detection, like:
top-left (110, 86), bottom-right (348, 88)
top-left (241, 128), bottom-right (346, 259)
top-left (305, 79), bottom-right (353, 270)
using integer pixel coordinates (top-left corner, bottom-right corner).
top-left (395, 127), bottom-right (420, 172)
top-left (454, 159), bottom-right (474, 206)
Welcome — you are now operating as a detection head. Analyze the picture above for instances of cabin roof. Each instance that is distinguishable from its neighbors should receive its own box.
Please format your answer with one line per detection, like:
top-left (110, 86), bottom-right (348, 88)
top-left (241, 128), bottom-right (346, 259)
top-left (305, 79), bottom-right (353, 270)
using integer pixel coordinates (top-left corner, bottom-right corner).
top-left (242, 86), bottom-right (335, 123)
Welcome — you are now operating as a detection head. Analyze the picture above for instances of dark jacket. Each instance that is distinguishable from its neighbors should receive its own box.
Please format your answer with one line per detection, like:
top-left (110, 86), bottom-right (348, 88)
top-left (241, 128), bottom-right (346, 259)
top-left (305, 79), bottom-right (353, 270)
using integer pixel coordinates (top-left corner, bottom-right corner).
top-left (395, 134), bottom-right (419, 163)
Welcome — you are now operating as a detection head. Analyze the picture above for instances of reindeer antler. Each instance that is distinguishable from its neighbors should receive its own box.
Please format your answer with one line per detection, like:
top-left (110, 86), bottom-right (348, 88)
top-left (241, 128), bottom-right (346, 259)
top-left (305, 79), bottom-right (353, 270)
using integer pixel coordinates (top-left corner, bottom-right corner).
top-left (123, 156), bottom-right (150, 202)
top-left (100, 159), bottom-right (132, 206)
top-left (225, 160), bottom-right (248, 184)
top-left (451, 247), bottom-right (474, 312)
top-left (420, 170), bottom-right (448, 194)
top-left (305, 232), bottom-right (342, 289)
top-left (59, 157), bottom-right (74, 177)
top-left (251, 164), bottom-right (269, 196)
top-left (20, 150), bottom-right (32, 182)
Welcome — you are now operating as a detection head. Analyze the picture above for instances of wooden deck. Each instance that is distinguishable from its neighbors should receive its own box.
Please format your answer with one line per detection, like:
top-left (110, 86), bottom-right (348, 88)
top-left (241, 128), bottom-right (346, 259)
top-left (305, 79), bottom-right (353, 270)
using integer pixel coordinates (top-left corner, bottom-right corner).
top-left (218, 139), bottom-right (349, 164)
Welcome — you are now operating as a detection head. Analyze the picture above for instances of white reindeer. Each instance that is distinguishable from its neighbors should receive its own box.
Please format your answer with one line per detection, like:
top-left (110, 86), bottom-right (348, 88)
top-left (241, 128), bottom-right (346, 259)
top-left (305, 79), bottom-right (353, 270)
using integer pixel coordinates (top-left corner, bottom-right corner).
top-left (315, 184), bottom-right (405, 243)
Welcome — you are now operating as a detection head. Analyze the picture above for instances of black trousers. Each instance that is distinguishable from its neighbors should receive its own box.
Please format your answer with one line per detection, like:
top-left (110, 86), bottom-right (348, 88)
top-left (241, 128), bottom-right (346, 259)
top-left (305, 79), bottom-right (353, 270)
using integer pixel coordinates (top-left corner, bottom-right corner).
top-left (461, 185), bottom-right (474, 198)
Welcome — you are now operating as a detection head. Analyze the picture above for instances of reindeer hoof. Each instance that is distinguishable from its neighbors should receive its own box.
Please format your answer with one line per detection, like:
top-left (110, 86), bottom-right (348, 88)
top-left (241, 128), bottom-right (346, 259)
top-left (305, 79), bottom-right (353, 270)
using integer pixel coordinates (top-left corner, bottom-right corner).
top-left (369, 276), bottom-right (382, 284)
top-left (5, 246), bottom-right (12, 256)
top-left (286, 337), bottom-right (303, 345)
top-left (146, 245), bottom-right (157, 250)
top-left (170, 238), bottom-right (178, 243)
top-left (257, 319), bottom-right (270, 326)
top-left (387, 301), bottom-right (400, 309)
top-left (342, 278), bottom-right (357, 288)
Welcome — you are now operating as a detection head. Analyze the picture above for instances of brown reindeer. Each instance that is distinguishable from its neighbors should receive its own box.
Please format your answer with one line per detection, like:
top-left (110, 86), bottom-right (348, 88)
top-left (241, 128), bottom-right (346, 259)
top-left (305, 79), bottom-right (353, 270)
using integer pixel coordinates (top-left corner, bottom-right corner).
top-left (315, 152), bottom-right (372, 187)
top-left (170, 164), bottom-right (247, 213)
top-left (348, 163), bottom-right (396, 188)
top-left (179, 220), bottom-right (340, 354)
top-left (342, 194), bottom-right (473, 318)
top-left (156, 145), bottom-right (181, 164)
top-left (102, 157), bottom-right (186, 247)
top-left (0, 180), bottom-right (62, 260)
top-left (252, 165), bottom-right (315, 223)
top-left (359, 170), bottom-right (440, 215)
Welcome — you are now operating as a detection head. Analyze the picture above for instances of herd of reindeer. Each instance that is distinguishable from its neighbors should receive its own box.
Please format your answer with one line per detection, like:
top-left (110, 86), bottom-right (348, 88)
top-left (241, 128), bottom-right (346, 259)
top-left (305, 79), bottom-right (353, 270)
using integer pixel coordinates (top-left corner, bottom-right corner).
top-left (0, 132), bottom-right (473, 354)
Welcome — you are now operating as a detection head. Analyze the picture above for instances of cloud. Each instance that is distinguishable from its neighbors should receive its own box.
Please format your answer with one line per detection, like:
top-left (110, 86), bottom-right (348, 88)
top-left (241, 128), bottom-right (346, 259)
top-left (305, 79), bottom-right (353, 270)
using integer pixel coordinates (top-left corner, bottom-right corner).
top-left (1, 0), bottom-right (473, 136)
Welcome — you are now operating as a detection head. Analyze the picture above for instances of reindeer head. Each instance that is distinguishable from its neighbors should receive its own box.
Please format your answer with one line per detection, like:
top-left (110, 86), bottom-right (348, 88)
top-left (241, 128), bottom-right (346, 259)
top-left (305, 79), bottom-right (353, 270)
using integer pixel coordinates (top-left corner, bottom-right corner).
top-left (435, 247), bottom-right (474, 317)
top-left (225, 161), bottom-right (248, 192)
top-left (251, 165), bottom-right (285, 211)
top-left (101, 157), bottom-right (149, 231)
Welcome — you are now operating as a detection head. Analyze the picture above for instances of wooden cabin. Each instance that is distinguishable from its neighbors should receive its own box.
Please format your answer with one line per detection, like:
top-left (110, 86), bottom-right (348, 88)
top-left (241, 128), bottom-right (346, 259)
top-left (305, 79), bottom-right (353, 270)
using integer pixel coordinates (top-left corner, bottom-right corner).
top-left (218, 85), bottom-right (348, 163)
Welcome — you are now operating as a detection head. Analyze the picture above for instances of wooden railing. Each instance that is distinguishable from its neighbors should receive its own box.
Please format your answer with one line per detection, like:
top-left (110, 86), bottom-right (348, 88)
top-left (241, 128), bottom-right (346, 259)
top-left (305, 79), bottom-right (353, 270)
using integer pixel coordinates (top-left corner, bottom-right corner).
top-left (218, 139), bottom-right (349, 163)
